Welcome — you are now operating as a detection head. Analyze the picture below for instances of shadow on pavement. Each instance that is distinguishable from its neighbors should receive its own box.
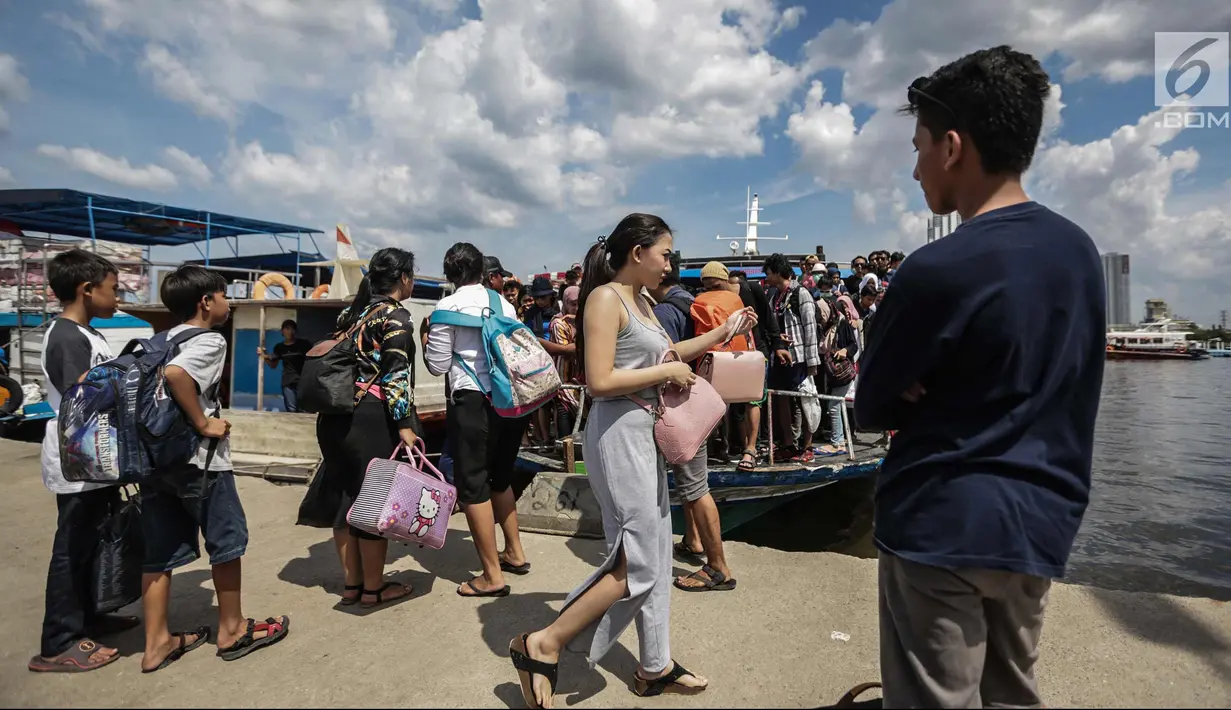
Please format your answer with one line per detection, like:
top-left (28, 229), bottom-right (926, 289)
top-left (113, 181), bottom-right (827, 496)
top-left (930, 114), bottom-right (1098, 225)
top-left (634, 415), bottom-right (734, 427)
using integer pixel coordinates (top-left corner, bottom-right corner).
top-left (1089, 587), bottom-right (1231, 686)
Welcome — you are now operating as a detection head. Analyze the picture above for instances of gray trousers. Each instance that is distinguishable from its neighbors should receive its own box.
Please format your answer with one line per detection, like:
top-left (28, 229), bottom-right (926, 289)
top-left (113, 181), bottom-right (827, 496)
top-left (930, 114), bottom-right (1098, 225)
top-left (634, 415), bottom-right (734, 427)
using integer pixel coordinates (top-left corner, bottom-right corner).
top-left (879, 552), bottom-right (1051, 709)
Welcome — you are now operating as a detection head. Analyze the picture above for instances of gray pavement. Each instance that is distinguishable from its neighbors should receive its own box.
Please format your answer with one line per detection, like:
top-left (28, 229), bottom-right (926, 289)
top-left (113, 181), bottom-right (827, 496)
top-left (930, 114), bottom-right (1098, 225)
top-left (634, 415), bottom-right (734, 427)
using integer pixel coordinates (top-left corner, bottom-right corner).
top-left (1, 438), bottom-right (1228, 708)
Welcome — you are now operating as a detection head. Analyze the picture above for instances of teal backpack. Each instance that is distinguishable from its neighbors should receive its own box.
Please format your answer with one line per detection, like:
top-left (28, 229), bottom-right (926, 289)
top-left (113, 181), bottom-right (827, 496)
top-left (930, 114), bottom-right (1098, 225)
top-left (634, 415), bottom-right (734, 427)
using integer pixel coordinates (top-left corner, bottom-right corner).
top-left (429, 288), bottom-right (561, 417)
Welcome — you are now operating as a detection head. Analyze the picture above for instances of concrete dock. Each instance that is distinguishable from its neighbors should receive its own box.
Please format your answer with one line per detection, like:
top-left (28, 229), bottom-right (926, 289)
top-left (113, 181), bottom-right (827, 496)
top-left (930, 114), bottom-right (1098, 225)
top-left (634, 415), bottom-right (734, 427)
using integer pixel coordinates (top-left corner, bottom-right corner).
top-left (1, 438), bottom-right (1228, 708)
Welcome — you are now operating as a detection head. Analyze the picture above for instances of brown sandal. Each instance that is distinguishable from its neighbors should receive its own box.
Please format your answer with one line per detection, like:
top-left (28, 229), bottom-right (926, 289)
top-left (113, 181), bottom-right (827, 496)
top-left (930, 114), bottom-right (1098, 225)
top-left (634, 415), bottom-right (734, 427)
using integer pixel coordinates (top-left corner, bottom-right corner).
top-left (27, 638), bottom-right (119, 673)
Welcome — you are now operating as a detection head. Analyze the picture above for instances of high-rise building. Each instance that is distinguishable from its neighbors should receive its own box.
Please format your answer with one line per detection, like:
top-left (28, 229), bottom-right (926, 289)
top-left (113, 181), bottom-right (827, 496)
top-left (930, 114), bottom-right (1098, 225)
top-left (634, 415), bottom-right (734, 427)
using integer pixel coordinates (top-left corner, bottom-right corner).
top-left (926, 212), bottom-right (962, 243)
top-left (1144, 298), bottom-right (1170, 322)
top-left (1101, 253), bottom-right (1132, 326)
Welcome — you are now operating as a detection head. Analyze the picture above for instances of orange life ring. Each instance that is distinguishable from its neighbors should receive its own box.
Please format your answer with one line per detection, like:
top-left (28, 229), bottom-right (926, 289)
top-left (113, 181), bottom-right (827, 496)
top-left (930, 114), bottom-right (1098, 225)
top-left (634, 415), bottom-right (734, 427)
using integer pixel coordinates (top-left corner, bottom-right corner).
top-left (310, 284), bottom-right (330, 299)
top-left (253, 272), bottom-right (295, 300)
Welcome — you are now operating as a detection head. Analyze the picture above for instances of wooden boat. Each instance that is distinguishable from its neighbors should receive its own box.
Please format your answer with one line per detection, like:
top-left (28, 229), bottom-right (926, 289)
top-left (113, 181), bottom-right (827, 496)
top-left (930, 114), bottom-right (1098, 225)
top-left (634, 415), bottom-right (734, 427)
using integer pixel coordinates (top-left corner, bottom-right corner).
top-left (513, 432), bottom-right (885, 538)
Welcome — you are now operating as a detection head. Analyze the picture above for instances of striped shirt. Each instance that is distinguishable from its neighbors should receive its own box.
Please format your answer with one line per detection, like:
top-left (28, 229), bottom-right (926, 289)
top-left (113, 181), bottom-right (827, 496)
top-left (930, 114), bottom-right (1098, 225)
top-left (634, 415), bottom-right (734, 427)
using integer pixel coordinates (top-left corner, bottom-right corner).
top-left (771, 281), bottom-right (821, 369)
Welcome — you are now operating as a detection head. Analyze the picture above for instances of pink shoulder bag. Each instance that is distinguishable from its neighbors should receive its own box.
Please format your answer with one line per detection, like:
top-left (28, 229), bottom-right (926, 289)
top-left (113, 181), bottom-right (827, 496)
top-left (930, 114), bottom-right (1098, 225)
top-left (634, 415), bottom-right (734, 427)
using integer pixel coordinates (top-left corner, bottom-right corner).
top-left (627, 350), bottom-right (728, 464)
top-left (698, 350), bottom-right (767, 403)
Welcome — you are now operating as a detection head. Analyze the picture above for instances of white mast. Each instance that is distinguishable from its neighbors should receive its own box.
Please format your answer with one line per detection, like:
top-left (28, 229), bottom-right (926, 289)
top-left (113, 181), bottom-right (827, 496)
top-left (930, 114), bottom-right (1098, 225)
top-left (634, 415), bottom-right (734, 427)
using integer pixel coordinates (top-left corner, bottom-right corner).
top-left (717, 186), bottom-right (788, 256)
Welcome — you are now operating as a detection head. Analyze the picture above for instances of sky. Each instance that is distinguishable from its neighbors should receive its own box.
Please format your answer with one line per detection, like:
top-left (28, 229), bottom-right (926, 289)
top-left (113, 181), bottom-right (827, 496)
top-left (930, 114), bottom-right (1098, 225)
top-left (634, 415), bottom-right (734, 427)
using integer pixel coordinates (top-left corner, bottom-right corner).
top-left (1, 0), bottom-right (1229, 325)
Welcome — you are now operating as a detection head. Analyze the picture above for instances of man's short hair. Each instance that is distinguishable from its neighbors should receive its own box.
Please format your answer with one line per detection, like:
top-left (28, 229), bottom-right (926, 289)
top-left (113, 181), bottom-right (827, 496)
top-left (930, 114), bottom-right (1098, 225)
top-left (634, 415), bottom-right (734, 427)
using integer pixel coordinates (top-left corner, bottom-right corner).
top-left (48, 249), bottom-right (118, 304)
top-left (161, 265), bottom-right (227, 321)
top-left (900, 45), bottom-right (1050, 175)
top-left (281, 319), bottom-right (297, 331)
top-left (763, 253), bottom-right (794, 279)
top-left (890, 251), bottom-right (906, 262)
top-left (662, 251), bottom-right (682, 286)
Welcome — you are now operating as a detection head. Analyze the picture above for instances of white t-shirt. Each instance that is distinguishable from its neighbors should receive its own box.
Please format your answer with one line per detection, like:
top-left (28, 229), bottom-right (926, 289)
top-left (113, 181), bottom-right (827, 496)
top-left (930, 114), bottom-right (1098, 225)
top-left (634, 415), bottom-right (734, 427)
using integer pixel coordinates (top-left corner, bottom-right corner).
top-left (40, 318), bottom-right (114, 495)
top-left (425, 284), bottom-right (519, 394)
top-left (167, 325), bottom-right (232, 472)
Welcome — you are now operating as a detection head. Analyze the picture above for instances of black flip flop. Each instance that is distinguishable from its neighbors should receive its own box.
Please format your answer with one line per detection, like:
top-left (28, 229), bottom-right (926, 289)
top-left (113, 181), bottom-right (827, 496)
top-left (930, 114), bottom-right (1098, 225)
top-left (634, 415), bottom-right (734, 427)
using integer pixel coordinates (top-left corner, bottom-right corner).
top-left (672, 540), bottom-right (704, 564)
top-left (141, 626), bottom-right (210, 673)
top-left (510, 633), bottom-right (558, 709)
top-left (457, 580), bottom-right (511, 598)
top-left (500, 558), bottom-right (532, 575)
top-left (28, 638), bottom-right (119, 673)
top-left (673, 564), bottom-right (737, 592)
top-left (216, 616), bottom-right (290, 662)
top-left (633, 660), bottom-right (708, 697)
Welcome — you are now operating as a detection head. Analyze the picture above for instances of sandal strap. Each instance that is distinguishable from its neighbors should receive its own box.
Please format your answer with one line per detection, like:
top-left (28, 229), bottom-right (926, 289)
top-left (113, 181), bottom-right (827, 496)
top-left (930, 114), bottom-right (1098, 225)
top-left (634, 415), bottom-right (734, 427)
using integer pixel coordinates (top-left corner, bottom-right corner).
top-left (637, 660), bottom-right (694, 697)
top-left (699, 565), bottom-right (726, 586)
top-left (510, 636), bottom-right (559, 686)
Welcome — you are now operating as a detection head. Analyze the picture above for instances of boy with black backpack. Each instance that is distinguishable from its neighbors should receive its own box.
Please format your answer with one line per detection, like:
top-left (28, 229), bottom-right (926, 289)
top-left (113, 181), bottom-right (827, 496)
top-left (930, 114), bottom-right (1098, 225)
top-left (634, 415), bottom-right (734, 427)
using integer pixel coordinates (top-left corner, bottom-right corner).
top-left (28, 249), bottom-right (129, 674)
top-left (137, 266), bottom-right (289, 672)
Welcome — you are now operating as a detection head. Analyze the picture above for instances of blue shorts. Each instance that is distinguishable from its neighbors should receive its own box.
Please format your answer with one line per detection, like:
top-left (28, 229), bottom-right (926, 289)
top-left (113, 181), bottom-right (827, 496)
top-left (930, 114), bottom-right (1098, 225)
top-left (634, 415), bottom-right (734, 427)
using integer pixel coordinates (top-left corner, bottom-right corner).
top-left (140, 466), bottom-right (249, 573)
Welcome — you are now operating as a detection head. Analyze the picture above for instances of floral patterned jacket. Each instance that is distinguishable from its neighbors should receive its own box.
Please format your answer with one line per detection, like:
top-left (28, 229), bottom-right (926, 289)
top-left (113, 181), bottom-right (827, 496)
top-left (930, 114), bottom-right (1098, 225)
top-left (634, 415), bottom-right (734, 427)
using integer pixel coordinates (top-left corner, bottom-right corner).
top-left (336, 296), bottom-right (418, 429)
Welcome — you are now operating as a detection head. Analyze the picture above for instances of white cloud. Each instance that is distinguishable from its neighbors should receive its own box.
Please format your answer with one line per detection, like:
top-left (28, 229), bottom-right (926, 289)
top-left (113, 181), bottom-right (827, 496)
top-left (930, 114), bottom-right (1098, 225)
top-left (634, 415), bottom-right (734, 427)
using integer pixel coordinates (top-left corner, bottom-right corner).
top-left (140, 45), bottom-right (237, 123)
top-left (0, 54), bottom-right (30, 102)
top-left (0, 53), bottom-right (31, 134)
top-left (161, 146), bottom-right (213, 186)
top-left (803, 0), bottom-right (1231, 111)
top-left (37, 144), bottom-right (179, 192)
top-left (0, 166), bottom-right (15, 186)
top-left (1029, 106), bottom-right (1231, 290)
top-left (81, 0), bottom-right (805, 234)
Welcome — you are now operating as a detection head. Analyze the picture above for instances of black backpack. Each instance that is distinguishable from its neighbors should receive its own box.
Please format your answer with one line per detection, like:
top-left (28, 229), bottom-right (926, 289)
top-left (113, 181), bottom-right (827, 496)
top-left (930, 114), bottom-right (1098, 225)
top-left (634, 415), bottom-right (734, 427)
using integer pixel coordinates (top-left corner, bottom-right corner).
top-left (296, 304), bottom-right (387, 414)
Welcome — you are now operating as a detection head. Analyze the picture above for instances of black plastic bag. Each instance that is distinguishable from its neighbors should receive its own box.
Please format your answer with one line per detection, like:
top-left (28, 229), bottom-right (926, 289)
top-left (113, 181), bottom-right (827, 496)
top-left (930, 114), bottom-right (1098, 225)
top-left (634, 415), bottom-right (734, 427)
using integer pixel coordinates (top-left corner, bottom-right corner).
top-left (92, 488), bottom-right (144, 614)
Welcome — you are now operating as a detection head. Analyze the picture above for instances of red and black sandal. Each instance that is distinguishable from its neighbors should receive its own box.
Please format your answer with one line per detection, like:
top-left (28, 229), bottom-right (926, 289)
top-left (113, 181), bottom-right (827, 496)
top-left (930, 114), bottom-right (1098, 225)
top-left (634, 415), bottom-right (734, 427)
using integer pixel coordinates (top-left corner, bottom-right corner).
top-left (216, 616), bottom-right (290, 661)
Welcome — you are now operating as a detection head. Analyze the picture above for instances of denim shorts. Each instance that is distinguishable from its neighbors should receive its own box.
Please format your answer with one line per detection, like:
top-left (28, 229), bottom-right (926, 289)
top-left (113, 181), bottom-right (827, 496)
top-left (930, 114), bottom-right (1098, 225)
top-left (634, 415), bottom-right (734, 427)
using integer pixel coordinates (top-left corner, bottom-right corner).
top-left (139, 466), bottom-right (249, 573)
top-left (769, 363), bottom-right (809, 391)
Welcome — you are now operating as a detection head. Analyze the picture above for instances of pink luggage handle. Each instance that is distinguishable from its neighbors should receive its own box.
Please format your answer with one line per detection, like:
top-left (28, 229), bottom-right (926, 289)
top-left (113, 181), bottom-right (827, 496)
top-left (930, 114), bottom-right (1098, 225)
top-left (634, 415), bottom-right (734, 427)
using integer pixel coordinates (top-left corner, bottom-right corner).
top-left (390, 439), bottom-right (448, 483)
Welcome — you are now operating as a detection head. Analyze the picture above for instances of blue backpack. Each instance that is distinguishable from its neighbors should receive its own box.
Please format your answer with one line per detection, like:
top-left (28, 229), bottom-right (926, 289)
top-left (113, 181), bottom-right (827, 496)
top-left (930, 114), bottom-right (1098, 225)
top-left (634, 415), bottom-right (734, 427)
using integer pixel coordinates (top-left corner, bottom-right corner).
top-left (429, 288), bottom-right (561, 417)
top-left (59, 328), bottom-right (219, 484)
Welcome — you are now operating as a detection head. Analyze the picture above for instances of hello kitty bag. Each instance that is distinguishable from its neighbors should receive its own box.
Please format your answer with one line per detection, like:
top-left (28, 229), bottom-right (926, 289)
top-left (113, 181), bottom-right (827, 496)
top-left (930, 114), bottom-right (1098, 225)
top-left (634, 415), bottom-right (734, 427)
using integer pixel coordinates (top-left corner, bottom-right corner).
top-left (346, 440), bottom-right (457, 549)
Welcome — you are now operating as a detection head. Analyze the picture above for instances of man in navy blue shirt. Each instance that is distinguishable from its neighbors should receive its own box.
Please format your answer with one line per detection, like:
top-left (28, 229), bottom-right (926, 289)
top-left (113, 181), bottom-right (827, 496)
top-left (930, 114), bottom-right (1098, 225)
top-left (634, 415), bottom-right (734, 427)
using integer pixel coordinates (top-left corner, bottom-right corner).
top-left (854, 46), bottom-right (1105, 708)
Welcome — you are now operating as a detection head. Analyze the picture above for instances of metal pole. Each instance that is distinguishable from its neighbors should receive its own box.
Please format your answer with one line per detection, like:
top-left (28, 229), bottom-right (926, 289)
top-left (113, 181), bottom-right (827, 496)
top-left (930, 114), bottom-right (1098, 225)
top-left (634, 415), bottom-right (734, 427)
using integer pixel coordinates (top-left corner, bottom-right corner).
top-left (256, 304), bottom-right (266, 411)
top-left (86, 196), bottom-right (97, 251)
top-left (767, 391), bottom-right (774, 466)
top-left (295, 233), bottom-right (302, 295)
top-left (204, 213), bottom-right (212, 267)
top-left (840, 401), bottom-right (855, 461)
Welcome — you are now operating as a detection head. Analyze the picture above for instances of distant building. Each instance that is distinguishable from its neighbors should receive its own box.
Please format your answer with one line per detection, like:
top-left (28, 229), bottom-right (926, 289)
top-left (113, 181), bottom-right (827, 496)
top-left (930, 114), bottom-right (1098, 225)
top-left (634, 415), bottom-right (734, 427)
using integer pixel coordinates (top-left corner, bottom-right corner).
top-left (1144, 298), bottom-right (1170, 322)
top-left (926, 212), bottom-right (962, 243)
top-left (1101, 253), bottom-right (1132, 326)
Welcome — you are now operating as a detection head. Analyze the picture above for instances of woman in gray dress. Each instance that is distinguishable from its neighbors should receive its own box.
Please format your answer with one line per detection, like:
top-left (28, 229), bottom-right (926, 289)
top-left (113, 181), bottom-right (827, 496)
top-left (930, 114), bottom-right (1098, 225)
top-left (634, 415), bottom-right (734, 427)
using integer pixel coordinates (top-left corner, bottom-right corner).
top-left (509, 214), bottom-right (756, 707)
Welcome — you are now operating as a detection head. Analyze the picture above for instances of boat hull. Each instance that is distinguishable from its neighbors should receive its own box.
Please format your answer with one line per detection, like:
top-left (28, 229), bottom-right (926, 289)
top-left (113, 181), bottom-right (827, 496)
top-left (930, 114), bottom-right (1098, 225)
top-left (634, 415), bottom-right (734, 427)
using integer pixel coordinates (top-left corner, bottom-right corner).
top-left (514, 450), bottom-right (883, 538)
top-left (1105, 349), bottom-right (1209, 360)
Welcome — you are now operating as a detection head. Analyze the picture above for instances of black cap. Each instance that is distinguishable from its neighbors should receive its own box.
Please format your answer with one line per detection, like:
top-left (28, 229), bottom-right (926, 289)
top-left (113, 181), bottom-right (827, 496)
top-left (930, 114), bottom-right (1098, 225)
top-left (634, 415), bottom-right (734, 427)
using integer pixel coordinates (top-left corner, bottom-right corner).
top-left (529, 276), bottom-right (555, 297)
top-left (483, 256), bottom-right (512, 278)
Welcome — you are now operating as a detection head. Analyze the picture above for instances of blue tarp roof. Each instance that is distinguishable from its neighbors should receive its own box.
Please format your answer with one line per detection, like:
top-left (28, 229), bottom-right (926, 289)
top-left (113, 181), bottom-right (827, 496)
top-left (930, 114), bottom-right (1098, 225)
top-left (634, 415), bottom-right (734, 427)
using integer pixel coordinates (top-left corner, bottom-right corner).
top-left (0, 189), bottom-right (322, 247)
top-left (187, 251), bottom-right (326, 273)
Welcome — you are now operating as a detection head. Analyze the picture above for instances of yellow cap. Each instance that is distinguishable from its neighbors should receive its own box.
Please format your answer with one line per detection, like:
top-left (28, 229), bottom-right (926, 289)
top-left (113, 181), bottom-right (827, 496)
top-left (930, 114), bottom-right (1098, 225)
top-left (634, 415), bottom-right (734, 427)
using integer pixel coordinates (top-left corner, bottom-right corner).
top-left (700, 261), bottom-right (729, 281)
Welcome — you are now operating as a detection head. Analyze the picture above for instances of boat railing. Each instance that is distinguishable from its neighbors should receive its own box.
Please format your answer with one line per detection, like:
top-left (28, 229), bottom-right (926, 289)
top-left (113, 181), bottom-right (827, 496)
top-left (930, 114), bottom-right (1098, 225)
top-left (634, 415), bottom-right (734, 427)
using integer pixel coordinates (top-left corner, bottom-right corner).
top-left (536, 383), bottom-right (860, 467)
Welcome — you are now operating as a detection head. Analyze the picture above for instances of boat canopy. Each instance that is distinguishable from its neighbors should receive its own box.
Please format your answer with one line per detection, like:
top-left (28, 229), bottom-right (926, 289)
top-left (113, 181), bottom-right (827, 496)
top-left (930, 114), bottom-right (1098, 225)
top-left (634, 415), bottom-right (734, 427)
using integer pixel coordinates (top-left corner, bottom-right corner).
top-left (0, 189), bottom-right (322, 246)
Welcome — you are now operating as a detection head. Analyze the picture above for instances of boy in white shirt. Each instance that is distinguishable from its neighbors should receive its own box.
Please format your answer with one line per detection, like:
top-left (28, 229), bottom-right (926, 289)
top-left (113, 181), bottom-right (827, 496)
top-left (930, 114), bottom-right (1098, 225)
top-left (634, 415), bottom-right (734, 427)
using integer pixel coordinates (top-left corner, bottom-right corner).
top-left (137, 266), bottom-right (289, 672)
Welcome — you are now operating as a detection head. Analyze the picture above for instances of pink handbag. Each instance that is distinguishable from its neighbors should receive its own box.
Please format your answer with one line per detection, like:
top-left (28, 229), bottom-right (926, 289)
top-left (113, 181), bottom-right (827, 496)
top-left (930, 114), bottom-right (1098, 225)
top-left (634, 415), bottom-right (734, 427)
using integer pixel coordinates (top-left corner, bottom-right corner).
top-left (628, 350), bottom-right (728, 465)
top-left (698, 350), bottom-right (767, 403)
top-left (347, 440), bottom-right (457, 549)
